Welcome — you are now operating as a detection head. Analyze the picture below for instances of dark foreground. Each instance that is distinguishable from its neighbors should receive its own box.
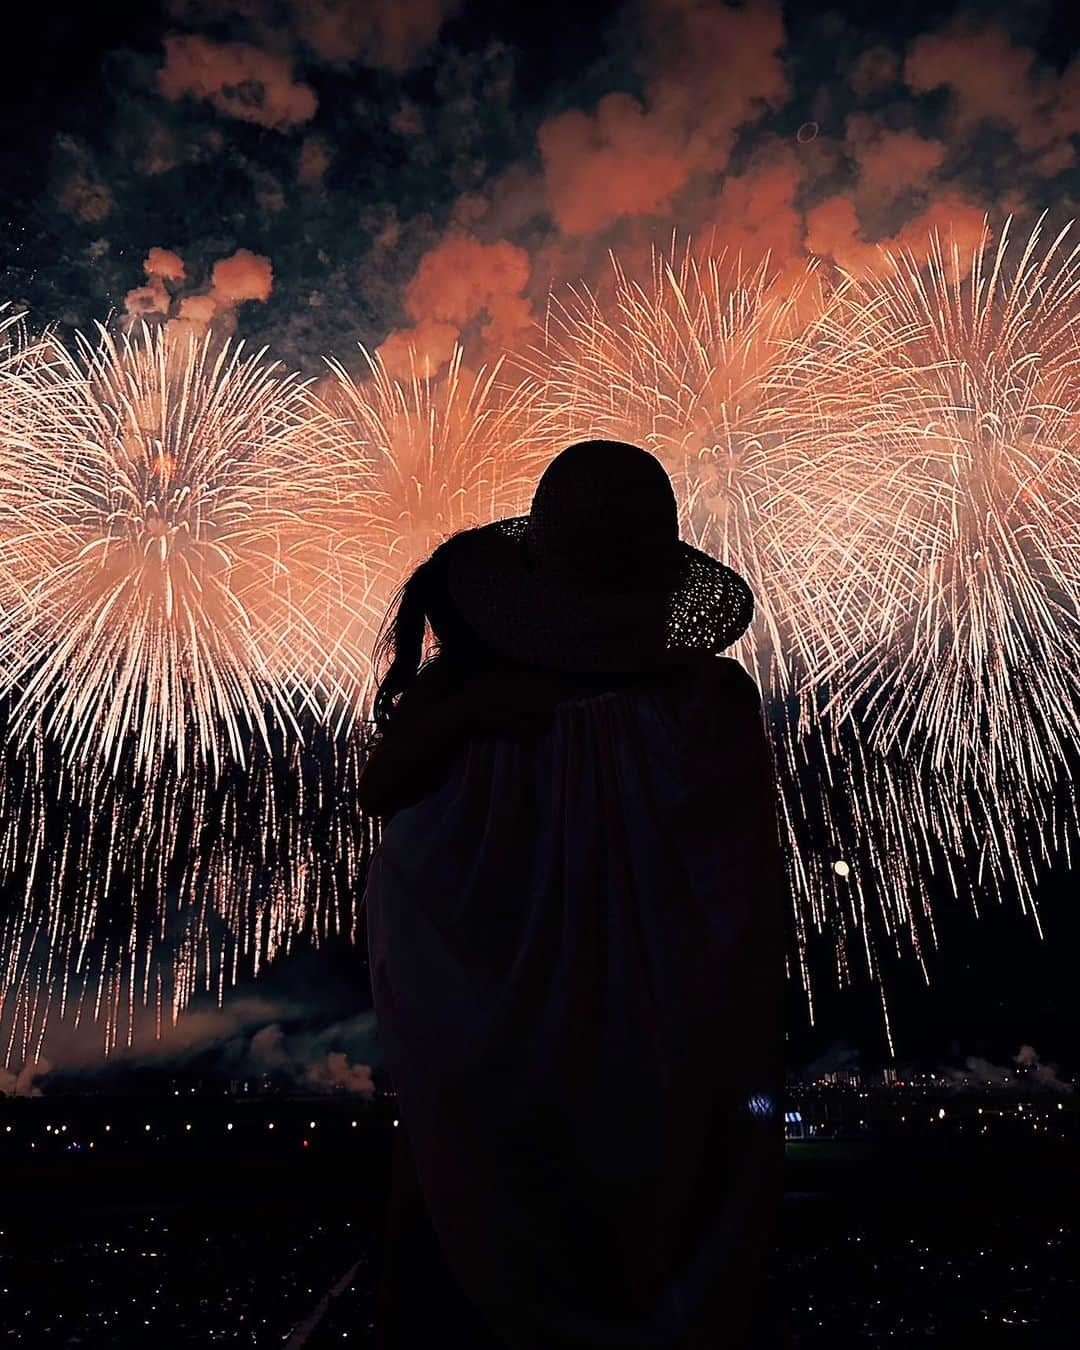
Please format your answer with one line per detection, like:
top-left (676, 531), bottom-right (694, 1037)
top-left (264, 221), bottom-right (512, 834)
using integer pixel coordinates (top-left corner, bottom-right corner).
top-left (0, 1115), bottom-right (1073, 1347)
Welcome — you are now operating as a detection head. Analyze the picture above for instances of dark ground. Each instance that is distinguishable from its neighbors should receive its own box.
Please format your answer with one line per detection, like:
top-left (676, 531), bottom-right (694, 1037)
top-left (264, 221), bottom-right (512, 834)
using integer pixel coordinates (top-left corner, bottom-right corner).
top-left (0, 1112), bottom-right (1074, 1347)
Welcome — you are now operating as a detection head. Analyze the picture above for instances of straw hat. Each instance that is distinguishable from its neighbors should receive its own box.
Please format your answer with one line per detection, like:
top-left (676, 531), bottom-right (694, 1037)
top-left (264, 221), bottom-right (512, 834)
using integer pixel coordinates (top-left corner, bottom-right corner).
top-left (427, 440), bottom-right (754, 671)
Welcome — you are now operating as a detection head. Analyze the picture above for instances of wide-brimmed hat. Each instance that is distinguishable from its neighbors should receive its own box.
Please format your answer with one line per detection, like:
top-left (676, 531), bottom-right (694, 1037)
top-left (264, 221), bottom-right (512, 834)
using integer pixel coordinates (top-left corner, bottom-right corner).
top-left (426, 440), bottom-right (754, 671)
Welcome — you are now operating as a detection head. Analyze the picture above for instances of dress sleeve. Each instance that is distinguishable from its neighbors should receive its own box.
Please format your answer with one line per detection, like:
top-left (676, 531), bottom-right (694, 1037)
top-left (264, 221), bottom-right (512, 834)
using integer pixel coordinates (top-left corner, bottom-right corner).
top-left (356, 658), bottom-right (568, 820)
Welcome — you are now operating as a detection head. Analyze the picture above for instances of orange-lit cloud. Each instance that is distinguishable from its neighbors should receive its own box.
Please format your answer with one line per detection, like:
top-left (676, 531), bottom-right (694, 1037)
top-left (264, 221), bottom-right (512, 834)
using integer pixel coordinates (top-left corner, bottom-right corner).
top-left (539, 94), bottom-right (692, 237)
top-left (695, 143), bottom-right (805, 276)
top-left (118, 0), bottom-right (1080, 384)
top-left (123, 249), bottom-right (187, 317)
top-left (211, 248), bottom-right (274, 304)
top-left (378, 235), bottom-right (533, 377)
top-left (297, 135), bottom-right (331, 188)
top-left (177, 294), bottom-right (218, 326)
top-left (58, 171), bottom-right (113, 224)
top-left (538, 0), bottom-right (787, 236)
top-left (844, 115), bottom-right (947, 214)
top-left (136, 122), bottom-right (180, 176)
top-left (146, 247), bottom-right (187, 283)
top-left (168, 0), bottom-right (454, 73)
top-left (849, 44), bottom-right (899, 98)
top-left (293, 0), bottom-right (457, 72)
top-left (377, 320), bottom-right (460, 381)
top-left (158, 34), bottom-right (317, 129)
top-left (123, 247), bottom-right (273, 332)
top-left (806, 192), bottom-right (987, 279)
top-left (905, 22), bottom-right (1080, 168)
top-left (390, 100), bottom-right (425, 136)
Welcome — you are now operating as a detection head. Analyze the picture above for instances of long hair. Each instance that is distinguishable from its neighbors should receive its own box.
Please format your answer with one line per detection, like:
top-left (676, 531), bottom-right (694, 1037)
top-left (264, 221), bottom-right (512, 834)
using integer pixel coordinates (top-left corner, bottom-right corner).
top-left (371, 528), bottom-right (542, 736)
top-left (370, 560), bottom-right (440, 736)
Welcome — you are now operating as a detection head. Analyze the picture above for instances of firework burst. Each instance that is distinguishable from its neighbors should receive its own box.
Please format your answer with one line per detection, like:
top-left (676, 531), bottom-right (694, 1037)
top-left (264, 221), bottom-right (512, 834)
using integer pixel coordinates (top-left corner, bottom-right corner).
top-left (798, 216), bottom-right (1080, 772)
top-left (315, 341), bottom-right (553, 707)
top-left (782, 215), bottom-right (1080, 976)
top-left (0, 322), bottom-right (364, 771)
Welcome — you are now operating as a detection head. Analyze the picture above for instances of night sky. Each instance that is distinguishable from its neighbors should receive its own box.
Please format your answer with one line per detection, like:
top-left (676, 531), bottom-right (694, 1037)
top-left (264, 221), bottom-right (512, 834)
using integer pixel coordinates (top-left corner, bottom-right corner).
top-left (6, 0), bottom-right (1080, 374)
top-left (0, 0), bottom-right (1077, 1087)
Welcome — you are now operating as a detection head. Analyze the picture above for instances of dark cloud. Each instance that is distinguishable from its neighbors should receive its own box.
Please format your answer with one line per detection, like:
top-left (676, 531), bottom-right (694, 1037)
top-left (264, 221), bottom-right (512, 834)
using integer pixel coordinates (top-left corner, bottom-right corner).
top-left (6, 1), bottom-right (1079, 378)
top-left (793, 1040), bottom-right (861, 1084)
top-left (937, 1044), bottom-right (1075, 1095)
top-left (1, 991), bottom-right (380, 1098)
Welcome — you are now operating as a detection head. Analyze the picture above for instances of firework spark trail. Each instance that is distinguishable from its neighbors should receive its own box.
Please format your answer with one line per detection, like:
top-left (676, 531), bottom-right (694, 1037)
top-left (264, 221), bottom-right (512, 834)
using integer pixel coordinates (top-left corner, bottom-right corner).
top-left (785, 216), bottom-right (1080, 957)
top-left (0, 717), bottom-right (379, 1064)
top-left (0, 305), bottom-right (63, 684)
top-left (0, 322), bottom-right (377, 1063)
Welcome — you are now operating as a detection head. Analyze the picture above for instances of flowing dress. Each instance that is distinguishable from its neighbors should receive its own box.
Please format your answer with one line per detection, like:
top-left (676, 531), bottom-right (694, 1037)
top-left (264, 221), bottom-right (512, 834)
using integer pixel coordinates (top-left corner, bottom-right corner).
top-left (362, 653), bottom-right (788, 1348)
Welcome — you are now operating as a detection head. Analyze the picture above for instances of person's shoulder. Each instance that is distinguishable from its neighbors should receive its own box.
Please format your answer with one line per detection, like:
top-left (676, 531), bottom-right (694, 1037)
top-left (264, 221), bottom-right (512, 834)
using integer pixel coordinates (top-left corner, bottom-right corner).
top-left (686, 653), bottom-right (762, 706)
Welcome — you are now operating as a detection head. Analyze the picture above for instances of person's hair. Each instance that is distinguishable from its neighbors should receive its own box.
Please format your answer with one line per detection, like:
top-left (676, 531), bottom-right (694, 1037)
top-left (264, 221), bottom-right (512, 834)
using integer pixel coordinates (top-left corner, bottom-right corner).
top-left (370, 542), bottom-right (505, 736)
top-left (370, 560), bottom-right (439, 736)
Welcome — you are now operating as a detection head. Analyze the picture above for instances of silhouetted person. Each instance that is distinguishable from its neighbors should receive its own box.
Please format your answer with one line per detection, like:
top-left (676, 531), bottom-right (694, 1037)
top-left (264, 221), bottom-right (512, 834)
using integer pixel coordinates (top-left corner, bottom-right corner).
top-left (359, 441), bottom-right (788, 1348)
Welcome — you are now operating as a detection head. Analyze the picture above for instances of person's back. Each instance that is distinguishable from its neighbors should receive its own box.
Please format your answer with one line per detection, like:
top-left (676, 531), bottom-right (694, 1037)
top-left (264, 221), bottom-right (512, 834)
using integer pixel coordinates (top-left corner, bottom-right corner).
top-left (360, 442), bottom-right (788, 1348)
